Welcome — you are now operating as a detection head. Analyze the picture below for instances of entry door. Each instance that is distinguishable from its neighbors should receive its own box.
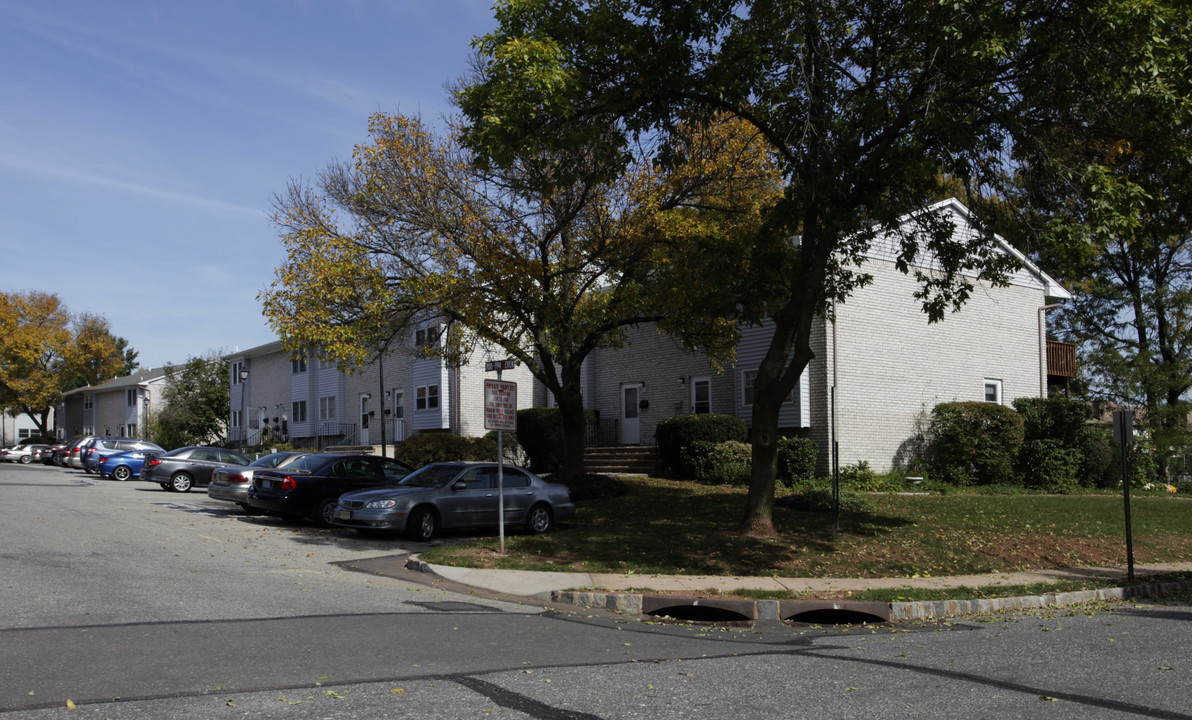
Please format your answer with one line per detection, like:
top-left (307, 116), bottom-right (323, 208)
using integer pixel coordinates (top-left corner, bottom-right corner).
top-left (359, 394), bottom-right (370, 445)
top-left (621, 383), bottom-right (641, 445)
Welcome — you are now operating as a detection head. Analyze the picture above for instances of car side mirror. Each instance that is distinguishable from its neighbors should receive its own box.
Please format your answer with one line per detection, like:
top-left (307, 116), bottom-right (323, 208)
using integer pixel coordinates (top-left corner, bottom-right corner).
top-left (452, 480), bottom-right (468, 491)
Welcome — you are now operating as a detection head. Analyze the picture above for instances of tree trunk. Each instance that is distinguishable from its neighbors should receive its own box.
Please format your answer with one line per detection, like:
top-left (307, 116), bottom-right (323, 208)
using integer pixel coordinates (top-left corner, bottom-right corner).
top-left (741, 403), bottom-right (780, 536)
top-left (554, 365), bottom-right (588, 483)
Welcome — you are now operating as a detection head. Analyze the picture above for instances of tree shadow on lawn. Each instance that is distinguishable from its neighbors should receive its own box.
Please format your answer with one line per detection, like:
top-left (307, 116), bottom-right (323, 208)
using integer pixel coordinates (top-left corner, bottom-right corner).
top-left (522, 478), bottom-right (914, 576)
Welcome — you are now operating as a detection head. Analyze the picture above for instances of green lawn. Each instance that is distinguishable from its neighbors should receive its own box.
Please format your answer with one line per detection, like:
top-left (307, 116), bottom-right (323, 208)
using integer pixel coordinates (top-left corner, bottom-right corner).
top-left (421, 476), bottom-right (1192, 581)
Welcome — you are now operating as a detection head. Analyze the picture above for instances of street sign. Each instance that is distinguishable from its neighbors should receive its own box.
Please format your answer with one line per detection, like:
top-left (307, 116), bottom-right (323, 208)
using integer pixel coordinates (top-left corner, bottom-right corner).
top-left (485, 359), bottom-right (516, 372)
top-left (484, 379), bottom-right (518, 431)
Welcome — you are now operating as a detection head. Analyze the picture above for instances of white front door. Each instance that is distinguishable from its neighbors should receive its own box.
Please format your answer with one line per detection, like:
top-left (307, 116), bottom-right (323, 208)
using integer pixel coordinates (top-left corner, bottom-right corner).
top-left (359, 394), bottom-right (370, 445)
top-left (621, 384), bottom-right (641, 445)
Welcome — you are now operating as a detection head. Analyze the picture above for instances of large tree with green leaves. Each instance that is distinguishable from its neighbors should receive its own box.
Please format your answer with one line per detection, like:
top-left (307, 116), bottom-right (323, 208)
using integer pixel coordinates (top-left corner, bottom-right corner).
top-left (149, 352), bottom-right (230, 449)
top-left (460, 0), bottom-right (1081, 534)
top-left (261, 112), bottom-right (778, 481)
top-left (1007, 0), bottom-right (1192, 469)
top-left (0, 291), bottom-right (133, 437)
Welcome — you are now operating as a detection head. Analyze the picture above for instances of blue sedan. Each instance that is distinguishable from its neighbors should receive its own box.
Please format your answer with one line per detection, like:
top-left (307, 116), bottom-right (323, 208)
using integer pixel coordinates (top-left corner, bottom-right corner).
top-left (98, 451), bottom-right (151, 481)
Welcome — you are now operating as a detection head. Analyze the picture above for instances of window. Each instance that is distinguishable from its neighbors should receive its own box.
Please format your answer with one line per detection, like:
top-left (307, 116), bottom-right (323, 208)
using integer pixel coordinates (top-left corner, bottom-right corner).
top-left (127, 423), bottom-right (137, 437)
top-left (319, 396), bottom-right (337, 421)
top-left (126, 388), bottom-right (138, 407)
top-left (984, 378), bottom-right (1003, 404)
top-left (692, 377), bottom-right (711, 414)
top-left (19, 428), bottom-right (31, 439)
top-left (414, 325), bottom-right (440, 349)
top-left (416, 384), bottom-right (440, 410)
top-left (231, 410), bottom-right (242, 428)
top-left (741, 370), bottom-right (756, 406)
top-left (741, 369), bottom-right (795, 406)
top-left (231, 360), bottom-right (244, 384)
top-left (291, 356), bottom-right (307, 374)
top-left (393, 389), bottom-right (404, 419)
top-left (292, 400), bottom-right (307, 423)
top-left (84, 395), bottom-right (93, 410)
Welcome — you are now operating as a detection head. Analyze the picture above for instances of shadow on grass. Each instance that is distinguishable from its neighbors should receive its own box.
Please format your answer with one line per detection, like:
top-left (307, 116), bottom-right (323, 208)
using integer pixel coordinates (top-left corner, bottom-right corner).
top-left (439, 476), bottom-right (914, 577)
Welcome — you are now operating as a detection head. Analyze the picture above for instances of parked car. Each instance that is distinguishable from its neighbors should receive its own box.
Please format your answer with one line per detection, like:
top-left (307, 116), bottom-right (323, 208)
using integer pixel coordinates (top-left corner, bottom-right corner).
top-left (246, 454), bottom-right (414, 526)
top-left (329, 462), bottom-right (575, 541)
top-left (141, 446), bottom-right (252, 492)
top-left (97, 451), bottom-right (154, 481)
top-left (207, 451), bottom-right (314, 514)
top-left (2, 444), bottom-right (47, 464)
top-left (64, 436), bottom-right (100, 470)
top-left (82, 438), bottom-right (164, 473)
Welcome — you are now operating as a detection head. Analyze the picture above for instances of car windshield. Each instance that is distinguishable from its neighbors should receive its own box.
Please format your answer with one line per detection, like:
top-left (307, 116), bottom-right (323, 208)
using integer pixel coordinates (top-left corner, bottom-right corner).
top-left (398, 465), bottom-right (464, 489)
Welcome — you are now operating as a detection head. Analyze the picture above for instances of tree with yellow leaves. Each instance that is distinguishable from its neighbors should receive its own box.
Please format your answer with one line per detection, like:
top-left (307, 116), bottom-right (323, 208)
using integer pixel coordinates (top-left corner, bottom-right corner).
top-left (0, 291), bottom-right (133, 438)
top-left (261, 112), bottom-right (778, 480)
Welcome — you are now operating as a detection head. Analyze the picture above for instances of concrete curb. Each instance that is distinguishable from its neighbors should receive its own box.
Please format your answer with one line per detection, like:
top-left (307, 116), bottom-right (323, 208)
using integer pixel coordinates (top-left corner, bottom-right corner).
top-left (555, 579), bottom-right (1192, 623)
top-left (404, 556), bottom-right (1192, 623)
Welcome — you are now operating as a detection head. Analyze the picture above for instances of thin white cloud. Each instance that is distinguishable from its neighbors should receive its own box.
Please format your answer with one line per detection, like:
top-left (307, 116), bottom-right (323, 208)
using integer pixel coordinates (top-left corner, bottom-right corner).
top-left (0, 152), bottom-right (264, 217)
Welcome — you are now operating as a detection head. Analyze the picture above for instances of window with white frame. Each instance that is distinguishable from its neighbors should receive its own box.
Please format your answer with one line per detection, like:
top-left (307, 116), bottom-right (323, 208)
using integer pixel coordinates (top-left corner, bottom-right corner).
top-left (292, 400), bottom-right (308, 423)
top-left (692, 377), bottom-right (711, 414)
top-left (127, 423), bottom-right (137, 437)
top-left (414, 325), bottom-right (440, 349)
top-left (84, 395), bottom-right (93, 409)
top-left (126, 388), bottom-right (138, 406)
top-left (741, 369), bottom-right (795, 406)
top-left (393, 389), bottom-right (404, 419)
top-left (231, 360), bottom-right (244, 384)
top-left (415, 384), bottom-right (439, 411)
top-left (291, 356), bottom-right (307, 374)
top-left (319, 396), bottom-right (337, 421)
top-left (984, 378), bottom-right (1003, 404)
top-left (231, 410), bottom-right (242, 428)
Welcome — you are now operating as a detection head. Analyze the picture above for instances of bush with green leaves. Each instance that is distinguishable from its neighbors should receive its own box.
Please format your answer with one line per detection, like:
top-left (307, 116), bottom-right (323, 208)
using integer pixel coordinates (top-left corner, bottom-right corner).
top-left (927, 401), bottom-right (1024, 486)
top-left (514, 407), bottom-right (599, 472)
top-left (655, 413), bottom-right (747, 477)
top-left (777, 435), bottom-right (818, 485)
top-left (681, 439), bottom-right (752, 485)
top-left (1018, 439), bottom-right (1083, 493)
top-left (393, 432), bottom-right (497, 468)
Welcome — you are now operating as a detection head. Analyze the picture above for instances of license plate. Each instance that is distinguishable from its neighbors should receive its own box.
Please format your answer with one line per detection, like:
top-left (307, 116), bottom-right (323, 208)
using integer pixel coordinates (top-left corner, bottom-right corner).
top-left (262, 480), bottom-right (273, 489)
top-left (337, 509), bottom-right (351, 520)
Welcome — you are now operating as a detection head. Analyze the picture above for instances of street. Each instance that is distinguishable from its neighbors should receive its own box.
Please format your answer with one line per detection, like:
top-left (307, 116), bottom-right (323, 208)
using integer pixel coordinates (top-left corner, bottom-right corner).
top-left (1, 463), bottom-right (1189, 719)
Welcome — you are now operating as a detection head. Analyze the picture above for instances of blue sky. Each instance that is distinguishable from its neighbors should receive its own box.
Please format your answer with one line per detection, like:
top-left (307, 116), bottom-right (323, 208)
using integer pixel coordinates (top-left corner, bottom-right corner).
top-left (0, 0), bottom-right (497, 369)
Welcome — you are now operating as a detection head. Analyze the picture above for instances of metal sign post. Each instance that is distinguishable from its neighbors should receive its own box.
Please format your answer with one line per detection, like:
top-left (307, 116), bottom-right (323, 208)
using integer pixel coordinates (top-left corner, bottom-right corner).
top-left (1112, 410), bottom-right (1135, 583)
top-left (485, 359), bottom-right (517, 553)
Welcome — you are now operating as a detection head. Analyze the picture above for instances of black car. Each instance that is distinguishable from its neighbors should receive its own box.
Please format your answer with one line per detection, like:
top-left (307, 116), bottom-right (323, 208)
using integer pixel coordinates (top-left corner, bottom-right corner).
top-left (246, 454), bottom-right (414, 526)
top-left (141, 446), bottom-right (252, 492)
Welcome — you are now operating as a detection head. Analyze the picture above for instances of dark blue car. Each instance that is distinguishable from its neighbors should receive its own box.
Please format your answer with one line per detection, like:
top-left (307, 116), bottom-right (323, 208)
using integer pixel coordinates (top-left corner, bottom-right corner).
top-left (97, 450), bottom-right (153, 481)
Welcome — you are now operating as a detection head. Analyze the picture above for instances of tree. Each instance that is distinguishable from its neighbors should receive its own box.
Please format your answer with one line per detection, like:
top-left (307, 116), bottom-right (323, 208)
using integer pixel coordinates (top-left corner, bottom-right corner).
top-left (261, 112), bottom-right (778, 481)
top-left (461, 0), bottom-right (1058, 534)
top-left (0, 291), bottom-right (132, 437)
top-left (1007, 0), bottom-right (1192, 471)
top-left (149, 352), bottom-right (229, 449)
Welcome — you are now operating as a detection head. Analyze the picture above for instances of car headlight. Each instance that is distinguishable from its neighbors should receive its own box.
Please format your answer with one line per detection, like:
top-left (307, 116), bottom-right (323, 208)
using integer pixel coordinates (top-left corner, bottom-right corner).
top-left (365, 499), bottom-right (397, 509)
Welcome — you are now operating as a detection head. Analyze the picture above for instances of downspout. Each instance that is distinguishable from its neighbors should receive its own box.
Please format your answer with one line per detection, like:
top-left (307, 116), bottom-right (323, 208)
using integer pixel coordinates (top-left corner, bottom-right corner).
top-left (1038, 303), bottom-right (1063, 397)
top-left (831, 296), bottom-right (840, 532)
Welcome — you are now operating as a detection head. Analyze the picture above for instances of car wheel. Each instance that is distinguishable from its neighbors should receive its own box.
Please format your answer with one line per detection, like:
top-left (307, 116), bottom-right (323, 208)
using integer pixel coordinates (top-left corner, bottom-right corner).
top-left (525, 504), bottom-right (553, 534)
top-left (239, 503), bottom-right (262, 516)
top-left (169, 472), bottom-right (194, 493)
top-left (112, 465), bottom-right (132, 481)
top-left (19, 455), bottom-right (31, 464)
top-left (314, 498), bottom-right (339, 527)
top-left (407, 507), bottom-right (436, 541)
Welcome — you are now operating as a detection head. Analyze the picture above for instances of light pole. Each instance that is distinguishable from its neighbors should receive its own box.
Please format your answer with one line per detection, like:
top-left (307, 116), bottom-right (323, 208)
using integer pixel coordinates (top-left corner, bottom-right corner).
top-left (238, 368), bottom-right (249, 449)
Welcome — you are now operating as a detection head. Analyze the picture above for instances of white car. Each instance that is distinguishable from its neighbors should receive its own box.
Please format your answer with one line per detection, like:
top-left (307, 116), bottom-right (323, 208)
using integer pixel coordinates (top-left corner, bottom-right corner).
top-left (2, 444), bottom-right (47, 464)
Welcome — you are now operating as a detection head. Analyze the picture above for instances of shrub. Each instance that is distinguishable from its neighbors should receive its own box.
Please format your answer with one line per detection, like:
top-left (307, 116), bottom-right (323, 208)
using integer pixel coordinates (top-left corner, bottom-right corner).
top-left (655, 414), bottom-right (748, 476)
top-left (546, 472), bottom-right (627, 502)
top-left (777, 436), bottom-right (818, 485)
top-left (1018, 439), bottom-right (1083, 493)
top-left (778, 481), bottom-right (873, 513)
top-left (927, 401), bottom-right (1024, 486)
top-left (393, 432), bottom-right (497, 467)
top-left (682, 440), bottom-right (752, 485)
top-left (837, 461), bottom-right (909, 492)
top-left (514, 407), bottom-right (599, 472)
top-left (1012, 396), bottom-right (1091, 446)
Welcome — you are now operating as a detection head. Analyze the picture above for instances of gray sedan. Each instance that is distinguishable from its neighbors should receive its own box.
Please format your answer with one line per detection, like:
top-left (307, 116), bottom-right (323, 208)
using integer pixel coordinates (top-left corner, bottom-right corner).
top-left (207, 451), bottom-right (313, 514)
top-left (330, 462), bottom-right (575, 541)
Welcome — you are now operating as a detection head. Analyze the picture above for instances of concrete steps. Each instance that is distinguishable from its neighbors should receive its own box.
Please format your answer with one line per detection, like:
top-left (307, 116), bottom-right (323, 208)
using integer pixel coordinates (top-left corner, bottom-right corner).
top-left (583, 446), bottom-right (657, 475)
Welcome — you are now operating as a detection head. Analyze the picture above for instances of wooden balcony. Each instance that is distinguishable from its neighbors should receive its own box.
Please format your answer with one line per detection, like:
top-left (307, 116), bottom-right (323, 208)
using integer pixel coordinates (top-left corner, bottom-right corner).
top-left (1047, 341), bottom-right (1077, 378)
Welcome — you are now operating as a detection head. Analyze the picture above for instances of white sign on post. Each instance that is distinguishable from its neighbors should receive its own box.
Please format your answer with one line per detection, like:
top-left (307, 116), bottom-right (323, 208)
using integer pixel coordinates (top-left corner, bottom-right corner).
top-left (484, 379), bottom-right (518, 431)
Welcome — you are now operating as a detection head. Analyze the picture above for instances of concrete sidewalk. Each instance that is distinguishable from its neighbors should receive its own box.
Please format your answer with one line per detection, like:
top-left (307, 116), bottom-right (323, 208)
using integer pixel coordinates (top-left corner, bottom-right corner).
top-left (408, 558), bottom-right (1192, 600)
